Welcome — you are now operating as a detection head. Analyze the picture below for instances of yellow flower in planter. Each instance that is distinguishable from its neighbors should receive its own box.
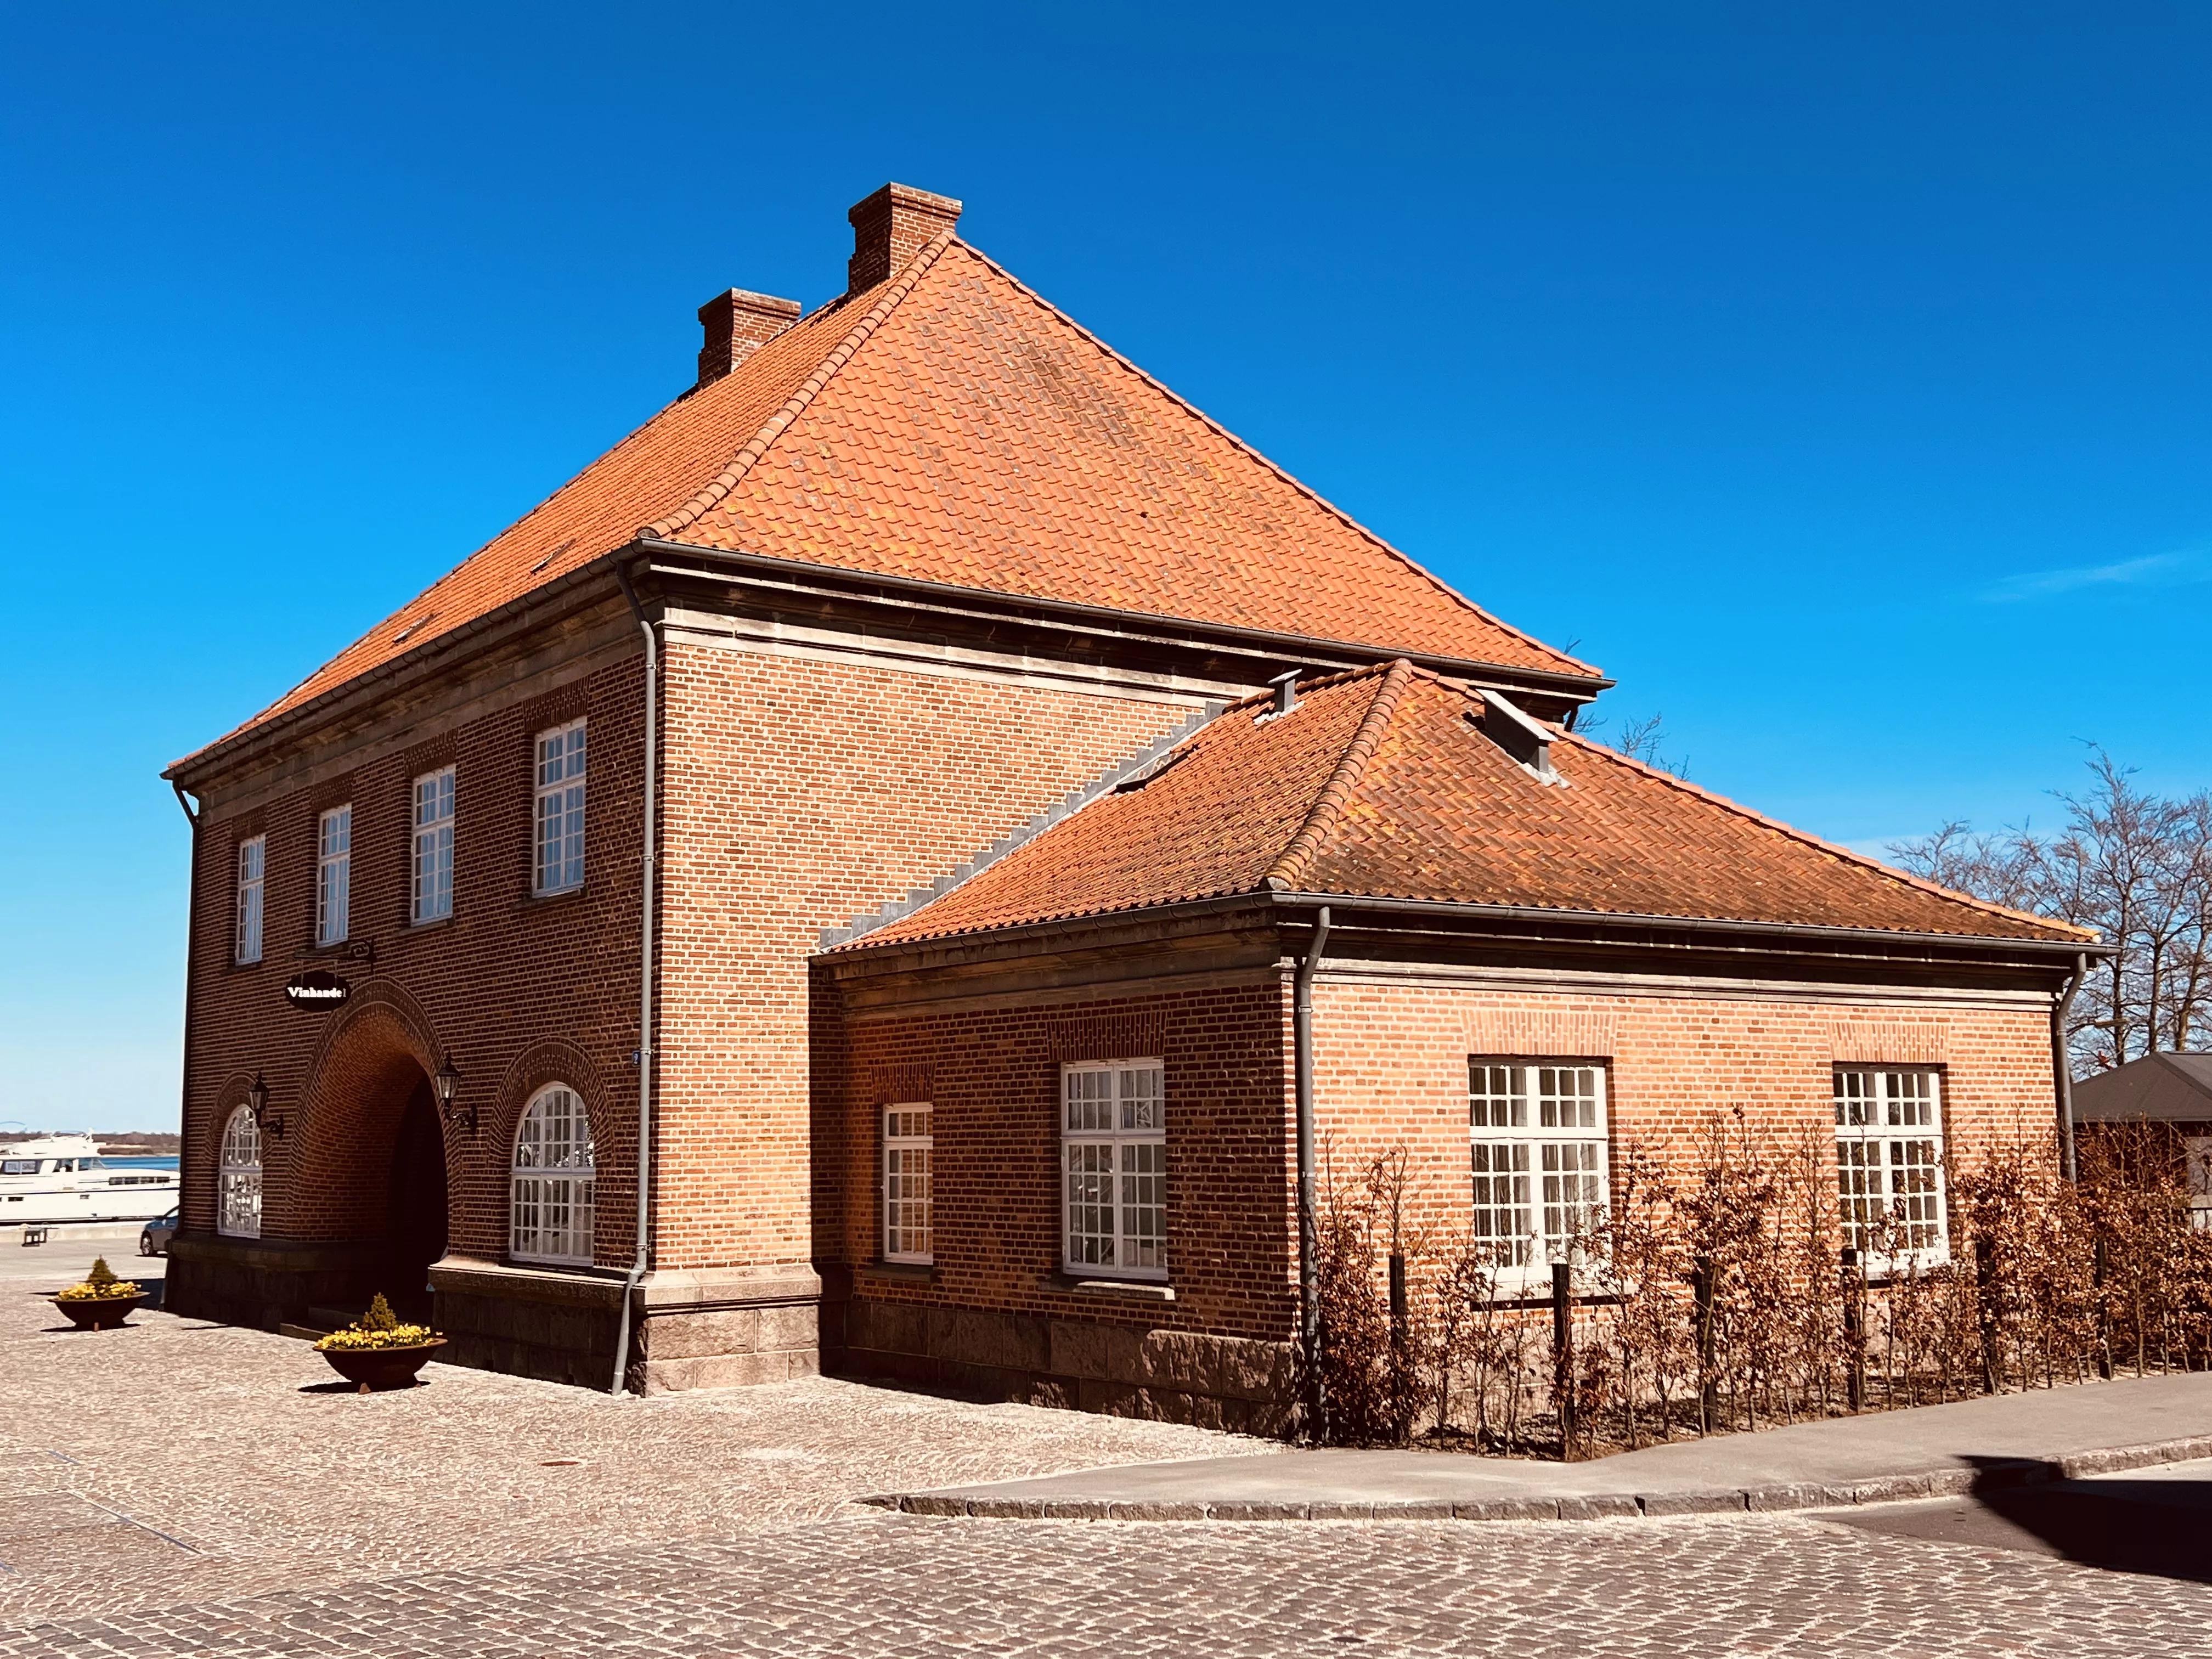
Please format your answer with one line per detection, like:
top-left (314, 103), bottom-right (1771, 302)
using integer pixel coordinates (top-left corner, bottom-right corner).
top-left (55, 1257), bottom-right (142, 1301)
top-left (314, 1291), bottom-right (438, 1352)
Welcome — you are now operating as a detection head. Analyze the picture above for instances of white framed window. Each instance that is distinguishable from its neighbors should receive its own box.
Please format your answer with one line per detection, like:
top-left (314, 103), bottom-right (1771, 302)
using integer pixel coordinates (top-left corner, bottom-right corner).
top-left (533, 720), bottom-right (586, 895)
top-left (511, 1085), bottom-right (595, 1265)
top-left (315, 805), bottom-right (352, 946)
top-left (218, 1106), bottom-right (262, 1238)
top-left (1468, 1060), bottom-right (1609, 1284)
top-left (234, 834), bottom-right (266, 965)
top-left (1835, 1069), bottom-right (1948, 1264)
top-left (1062, 1060), bottom-right (1167, 1280)
top-left (883, 1104), bottom-right (933, 1263)
top-left (411, 766), bottom-right (455, 924)
top-left (2186, 1137), bottom-right (2212, 1231)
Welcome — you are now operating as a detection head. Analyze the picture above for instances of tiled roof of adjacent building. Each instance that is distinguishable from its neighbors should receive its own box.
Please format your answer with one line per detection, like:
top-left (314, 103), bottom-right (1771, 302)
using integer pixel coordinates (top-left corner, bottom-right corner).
top-left (839, 663), bottom-right (2090, 950)
top-left (196, 222), bottom-right (1595, 760)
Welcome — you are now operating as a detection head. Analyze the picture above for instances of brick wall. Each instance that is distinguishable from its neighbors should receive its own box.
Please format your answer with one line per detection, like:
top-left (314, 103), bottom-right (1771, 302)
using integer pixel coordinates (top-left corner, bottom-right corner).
top-left (178, 654), bottom-right (646, 1287)
top-left (655, 644), bottom-right (1186, 1274)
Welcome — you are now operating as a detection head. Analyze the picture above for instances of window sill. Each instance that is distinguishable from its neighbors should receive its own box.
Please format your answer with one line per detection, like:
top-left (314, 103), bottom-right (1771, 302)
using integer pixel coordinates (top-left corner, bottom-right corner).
top-left (860, 1261), bottom-right (936, 1284)
top-left (515, 887), bottom-right (586, 912)
top-left (405, 914), bottom-right (454, 934)
top-left (1040, 1272), bottom-right (1175, 1302)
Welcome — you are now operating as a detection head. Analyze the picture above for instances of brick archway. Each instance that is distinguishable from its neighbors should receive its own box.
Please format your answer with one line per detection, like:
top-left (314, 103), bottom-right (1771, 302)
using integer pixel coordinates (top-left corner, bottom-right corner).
top-left (283, 983), bottom-right (447, 1249)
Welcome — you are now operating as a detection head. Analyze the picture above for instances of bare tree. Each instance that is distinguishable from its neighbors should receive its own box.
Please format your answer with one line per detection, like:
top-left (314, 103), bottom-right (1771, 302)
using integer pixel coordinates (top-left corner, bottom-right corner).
top-left (1580, 710), bottom-right (1690, 780)
top-left (1889, 751), bottom-right (2212, 1071)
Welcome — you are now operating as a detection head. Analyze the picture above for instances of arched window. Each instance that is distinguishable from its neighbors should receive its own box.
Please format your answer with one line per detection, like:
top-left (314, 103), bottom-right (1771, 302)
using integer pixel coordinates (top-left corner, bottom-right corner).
top-left (218, 1106), bottom-right (262, 1238)
top-left (511, 1086), bottom-right (595, 1266)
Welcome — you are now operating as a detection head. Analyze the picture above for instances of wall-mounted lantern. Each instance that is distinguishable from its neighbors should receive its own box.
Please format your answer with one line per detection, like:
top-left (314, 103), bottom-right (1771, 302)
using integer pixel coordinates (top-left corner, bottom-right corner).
top-left (246, 1071), bottom-right (285, 1141)
top-left (434, 1054), bottom-right (473, 1134)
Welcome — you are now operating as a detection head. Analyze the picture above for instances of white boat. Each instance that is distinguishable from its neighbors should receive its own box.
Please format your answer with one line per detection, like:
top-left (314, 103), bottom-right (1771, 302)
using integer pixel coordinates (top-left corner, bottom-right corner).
top-left (0, 1135), bottom-right (180, 1225)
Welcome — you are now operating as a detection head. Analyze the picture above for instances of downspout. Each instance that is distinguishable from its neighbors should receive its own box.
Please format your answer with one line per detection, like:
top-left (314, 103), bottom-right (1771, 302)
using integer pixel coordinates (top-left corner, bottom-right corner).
top-left (171, 782), bottom-right (201, 1261)
top-left (1294, 906), bottom-right (1331, 1436)
top-left (612, 565), bottom-right (659, 1395)
top-left (2055, 951), bottom-right (2087, 1183)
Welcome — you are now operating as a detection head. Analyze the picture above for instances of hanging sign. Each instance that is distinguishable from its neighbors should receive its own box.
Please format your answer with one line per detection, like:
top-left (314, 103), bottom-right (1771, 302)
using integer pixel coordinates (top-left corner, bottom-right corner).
top-left (284, 969), bottom-right (352, 1011)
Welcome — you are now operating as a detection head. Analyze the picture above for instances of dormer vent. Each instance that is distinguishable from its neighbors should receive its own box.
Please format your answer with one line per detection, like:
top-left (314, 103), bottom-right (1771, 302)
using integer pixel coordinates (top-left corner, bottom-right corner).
top-left (1477, 690), bottom-right (1563, 785)
top-left (1267, 670), bottom-right (1301, 718)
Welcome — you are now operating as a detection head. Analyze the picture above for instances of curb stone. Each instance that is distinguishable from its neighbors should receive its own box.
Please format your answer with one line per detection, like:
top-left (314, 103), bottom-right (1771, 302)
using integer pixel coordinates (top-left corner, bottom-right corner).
top-left (863, 1430), bottom-right (2212, 1524)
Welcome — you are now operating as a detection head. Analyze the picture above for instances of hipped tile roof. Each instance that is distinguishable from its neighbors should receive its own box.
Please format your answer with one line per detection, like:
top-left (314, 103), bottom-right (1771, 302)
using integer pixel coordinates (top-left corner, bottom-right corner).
top-left (842, 664), bottom-right (2089, 950)
top-left (195, 233), bottom-right (1594, 761)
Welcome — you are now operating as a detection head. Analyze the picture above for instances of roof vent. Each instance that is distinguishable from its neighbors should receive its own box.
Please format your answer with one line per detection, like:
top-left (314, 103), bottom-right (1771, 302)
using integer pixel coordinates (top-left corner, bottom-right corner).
top-left (1268, 670), bottom-right (1301, 717)
top-left (696, 289), bottom-right (802, 388)
top-left (1477, 690), bottom-right (1564, 785)
top-left (847, 183), bottom-right (962, 294)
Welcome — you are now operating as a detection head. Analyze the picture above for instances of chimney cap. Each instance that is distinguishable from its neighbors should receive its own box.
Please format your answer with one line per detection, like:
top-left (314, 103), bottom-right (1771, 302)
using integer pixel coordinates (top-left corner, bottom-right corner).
top-left (695, 287), bottom-right (803, 389)
top-left (847, 182), bottom-right (964, 229)
top-left (697, 287), bottom-right (803, 326)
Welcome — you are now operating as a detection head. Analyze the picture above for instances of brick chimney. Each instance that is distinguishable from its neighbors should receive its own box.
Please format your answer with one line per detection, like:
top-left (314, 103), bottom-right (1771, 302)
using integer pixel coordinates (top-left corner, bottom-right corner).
top-left (847, 183), bottom-right (962, 294)
top-left (696, 288), bottom-right (803, 388)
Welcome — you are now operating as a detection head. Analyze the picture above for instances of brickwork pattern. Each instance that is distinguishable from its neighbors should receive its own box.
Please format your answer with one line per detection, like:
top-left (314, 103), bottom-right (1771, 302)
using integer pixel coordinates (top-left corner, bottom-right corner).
top-left (656, 642), bottom-right (1182, 1271)
top-left (180, 657), bottom-right (648, 1271)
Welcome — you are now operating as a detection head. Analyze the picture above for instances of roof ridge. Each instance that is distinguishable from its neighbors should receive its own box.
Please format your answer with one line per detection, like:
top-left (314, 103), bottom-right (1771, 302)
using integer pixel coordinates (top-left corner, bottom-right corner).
top-left (645, 230), bottom-right (958, 541)
top-left (1263, 659), bottom-right (1416, 893)
top-left (1555, 730), bottom-right (2096, 943)
top-left (817, 700), bottom-right (1226, 951)
top-left (949, 242), bottom-right (1599, 682)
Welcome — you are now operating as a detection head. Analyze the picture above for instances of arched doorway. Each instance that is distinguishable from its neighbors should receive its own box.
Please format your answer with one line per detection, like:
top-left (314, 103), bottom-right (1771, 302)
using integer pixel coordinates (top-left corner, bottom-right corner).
top-left (381, 1076), bottom-right (448, 1323)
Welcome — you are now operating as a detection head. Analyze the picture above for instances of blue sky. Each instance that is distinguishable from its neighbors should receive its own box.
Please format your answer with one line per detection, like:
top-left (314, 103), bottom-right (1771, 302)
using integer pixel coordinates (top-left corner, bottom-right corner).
top-left (3, 4), bottom-right (2208, 1131)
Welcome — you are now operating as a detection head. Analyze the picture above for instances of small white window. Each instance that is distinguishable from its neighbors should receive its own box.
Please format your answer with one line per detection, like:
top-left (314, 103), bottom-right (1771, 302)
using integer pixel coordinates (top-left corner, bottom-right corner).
top-left (883, 1104), bottom-right (933, 1263)
top-left (533, 720), bottom-right (587, 895)
top-left (1468, 1060), bottom-right (1609, 1285)
top-left (315, 805), bottom-right (352, 946)
top-left (1062, 1060), bottom-right (1167, 1280)
top-left (234, 835), bottom-right (266, 965)
top-left (1836, 1069), bottom-right (1948, 1265)
top-left (218, 1107), bottom-right (263, 1238)
top-left (2187, 1137), bottom-right (2212, 1231)
top-left (411, 767), bottom-right (455, 924)
top-left (511, 1085), bottom-right (595, 1265)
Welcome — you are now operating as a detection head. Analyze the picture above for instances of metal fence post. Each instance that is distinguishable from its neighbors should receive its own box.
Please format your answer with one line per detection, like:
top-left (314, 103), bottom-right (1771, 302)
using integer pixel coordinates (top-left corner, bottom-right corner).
top-left (1551, 1261), bottom-right (1575, 1455)
top-left (1841, 1247), bottom-right (1865, 1413)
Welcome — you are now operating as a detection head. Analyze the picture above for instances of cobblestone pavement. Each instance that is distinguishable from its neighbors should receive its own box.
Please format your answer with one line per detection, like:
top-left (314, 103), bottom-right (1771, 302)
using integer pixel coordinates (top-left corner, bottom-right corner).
top-left (6, 1252), bottom-right (2211, 1657)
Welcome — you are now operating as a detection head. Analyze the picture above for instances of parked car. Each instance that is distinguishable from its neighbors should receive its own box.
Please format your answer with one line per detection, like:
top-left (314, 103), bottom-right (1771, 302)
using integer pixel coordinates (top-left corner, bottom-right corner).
top-left (139, 1208), bottom-right (178, 1257)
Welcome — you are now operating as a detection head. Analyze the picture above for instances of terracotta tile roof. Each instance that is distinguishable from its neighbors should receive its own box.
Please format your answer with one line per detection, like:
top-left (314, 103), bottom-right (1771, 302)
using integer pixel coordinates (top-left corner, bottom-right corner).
top-left (189, 232), bottom-right (1595, 764)
top-left (843, 664), bottom-right (2090, 951)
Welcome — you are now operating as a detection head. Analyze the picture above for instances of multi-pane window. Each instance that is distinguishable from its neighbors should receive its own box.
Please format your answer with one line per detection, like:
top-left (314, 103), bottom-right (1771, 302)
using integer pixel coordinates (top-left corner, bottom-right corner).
top-left (1062, 1060), bottom-right (1167, 1280)
top-left (234, 835), bottom-right (266, 965)
top-left (411, 767), bottom-right (455, 924)
top-left (511, 1085), bottom-right (595, 1265)
top-left (1835, 1069), bottom-right (1948, 1262)
top-left (534, 720), bottom-right (587, 895)
top-left (218, 1106), bottom-right (262, 1239)
top-left (1468, 1060), bottom-right (1609, 1278)
top-left (883, 1104), bottom-right (933, 1264)
top-left (315, 805), bottom-right (352, 946)
top-left (2186, 1137), bottom-right (2212, 1232)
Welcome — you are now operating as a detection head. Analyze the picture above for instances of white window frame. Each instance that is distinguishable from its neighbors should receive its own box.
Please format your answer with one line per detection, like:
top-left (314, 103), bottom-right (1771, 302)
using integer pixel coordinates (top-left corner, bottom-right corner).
top-left (511, 1084), bottom-right (595, 1266)
top-left (411, 766), bottom-right (455, 924)
top-left (882, 1104), bottom-right (933, 1264)
top-left (1835, 1068), bottom-right (1949, 1268)
top-left (533, 719), bottom-right (587, 896)
top-left (218, 1106), bottom-right (263, 1238)
top-left (315, 804), bottom-right (352, 946)
top-left (234, 834), bottom-right (266, 965)
top-left (1468, 1059), bottom-right (1609, 1290)
top-left (2186, 1137), bottom-right (2212, 1232)
top-left (1061, 1059), bottom-right (1168, 1281)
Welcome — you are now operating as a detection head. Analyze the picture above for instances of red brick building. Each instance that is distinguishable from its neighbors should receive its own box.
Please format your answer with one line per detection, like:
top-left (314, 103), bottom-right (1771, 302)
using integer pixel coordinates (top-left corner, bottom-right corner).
top-left (165, 183), bottom-right (2090, 1413)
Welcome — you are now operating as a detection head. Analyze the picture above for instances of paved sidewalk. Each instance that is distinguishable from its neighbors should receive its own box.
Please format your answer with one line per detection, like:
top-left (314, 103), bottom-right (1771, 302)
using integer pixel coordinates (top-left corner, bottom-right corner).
top-left (882, 1370), bottom-right (2212, 1520)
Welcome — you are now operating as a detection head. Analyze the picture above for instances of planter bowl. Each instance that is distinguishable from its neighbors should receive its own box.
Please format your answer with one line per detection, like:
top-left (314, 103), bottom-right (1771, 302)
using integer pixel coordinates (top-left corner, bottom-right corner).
top-left (52, 1295), bottom-right (144, 1331)
top-left (319, 1339), bottom-right (445, 1391)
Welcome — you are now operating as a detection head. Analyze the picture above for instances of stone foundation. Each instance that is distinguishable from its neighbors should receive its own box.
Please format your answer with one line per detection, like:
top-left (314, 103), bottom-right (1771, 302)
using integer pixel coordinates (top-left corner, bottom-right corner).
top-left (430, 1257), bottom-right (627, 1388)
top-left (630, 1266), bottom-right (822, 1392)
top-left (167, 1233), bottom-right (385, 1330)
top-left (831, 1297), bottom-right (1294, 1432)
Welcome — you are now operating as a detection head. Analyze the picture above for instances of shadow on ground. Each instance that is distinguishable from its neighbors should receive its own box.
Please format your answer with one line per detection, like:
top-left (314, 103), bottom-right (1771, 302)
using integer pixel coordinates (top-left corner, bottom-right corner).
top-left (1826, 1455), bottom-right (2212, 1584)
